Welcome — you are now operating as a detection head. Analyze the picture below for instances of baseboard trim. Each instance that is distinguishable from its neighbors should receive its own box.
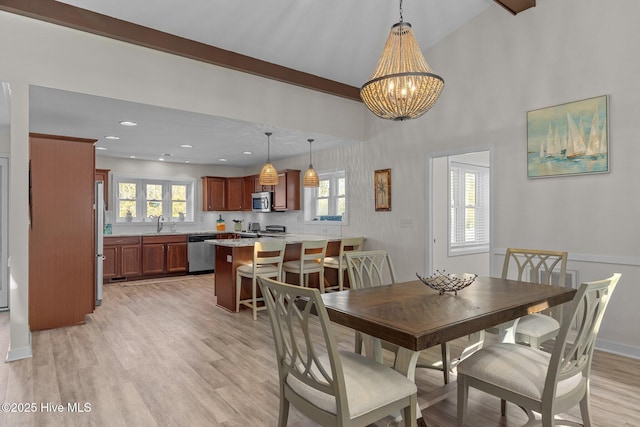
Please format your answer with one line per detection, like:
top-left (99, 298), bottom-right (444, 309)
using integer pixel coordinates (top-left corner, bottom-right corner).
top-left (596, 338), bottom-right (640, 360)
top-left (5, 343), bottom-right (33, 362)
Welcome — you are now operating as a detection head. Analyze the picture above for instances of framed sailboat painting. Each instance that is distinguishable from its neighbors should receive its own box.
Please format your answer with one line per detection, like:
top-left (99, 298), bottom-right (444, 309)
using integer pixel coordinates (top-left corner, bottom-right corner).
top-left (527, 95), bottom-right (609, 178)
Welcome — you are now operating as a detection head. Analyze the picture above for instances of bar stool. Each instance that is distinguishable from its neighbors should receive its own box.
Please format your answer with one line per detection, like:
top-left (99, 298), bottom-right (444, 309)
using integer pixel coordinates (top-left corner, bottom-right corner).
top-left (323, 236), bottom-right (364, 292)
top-left (235, 240), bottom-right (286, 320)
top-left (283, 239), bottom-right (328, 292)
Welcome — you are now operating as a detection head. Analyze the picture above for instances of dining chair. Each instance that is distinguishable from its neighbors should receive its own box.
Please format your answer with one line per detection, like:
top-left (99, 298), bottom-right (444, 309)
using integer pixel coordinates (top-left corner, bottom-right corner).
top-left (345, 250), bottom-right (454, 384)
top-left (235, 239), bottom-right (286, 320)
top-left (283, 239), bottom-right (328, 292)
top-left (323, 236), bottom-right (365, 292)
top-left (496, 248), bottom-right (569, 348)
top-left (258, 276), bottom-right (417, 427)
top-left (457, 273), bottom-right (620, 427)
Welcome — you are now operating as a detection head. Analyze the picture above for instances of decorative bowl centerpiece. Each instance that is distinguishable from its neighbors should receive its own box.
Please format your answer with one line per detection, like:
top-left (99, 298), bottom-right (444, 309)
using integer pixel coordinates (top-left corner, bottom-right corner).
top-left (416, 270), bottom-right (477, 295)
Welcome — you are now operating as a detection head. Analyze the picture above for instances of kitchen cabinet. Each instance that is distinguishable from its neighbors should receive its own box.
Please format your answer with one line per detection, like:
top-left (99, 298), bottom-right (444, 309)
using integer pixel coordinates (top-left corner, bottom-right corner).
top-left (202, 176), bottom-right (226, 211)
top-left (272, 169), bottom-right (301, 211)
top-left (203, 171), bottom-right (300, 212)
top-left (225, 177), bottom-right (244, 211)
top-left (103, 236), bottom-right (142, 280)
top-left (29, 133), bottom-right (96, 331)
top-left (142, 235), bottom-right (188, 275)
top-left (95, 168), bottom-right (110, 210)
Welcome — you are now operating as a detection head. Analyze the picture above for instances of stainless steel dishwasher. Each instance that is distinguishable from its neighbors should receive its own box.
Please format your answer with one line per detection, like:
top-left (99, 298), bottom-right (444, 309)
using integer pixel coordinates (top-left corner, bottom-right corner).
top-left (188, 234), bottom-right (217, 273)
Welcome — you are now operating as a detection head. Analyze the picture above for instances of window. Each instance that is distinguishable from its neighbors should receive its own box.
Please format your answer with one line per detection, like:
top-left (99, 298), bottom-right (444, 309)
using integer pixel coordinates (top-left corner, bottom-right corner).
top-left (449, 161), bottom-right (489, 255)
top-left (114, 176), bottom-right (195, 223)
top-left (304, 170), bottom-right (347, 223)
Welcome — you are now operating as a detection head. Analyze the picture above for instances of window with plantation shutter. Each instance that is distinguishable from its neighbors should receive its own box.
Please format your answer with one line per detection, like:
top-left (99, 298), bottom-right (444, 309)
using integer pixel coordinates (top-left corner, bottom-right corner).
top-left (449, 161), bottom-right (489, 255)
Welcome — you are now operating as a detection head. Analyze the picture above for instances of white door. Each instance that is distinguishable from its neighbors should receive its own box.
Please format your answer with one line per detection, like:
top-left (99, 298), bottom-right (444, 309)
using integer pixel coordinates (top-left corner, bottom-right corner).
top-left (0, 156), bottom-right (8, 309)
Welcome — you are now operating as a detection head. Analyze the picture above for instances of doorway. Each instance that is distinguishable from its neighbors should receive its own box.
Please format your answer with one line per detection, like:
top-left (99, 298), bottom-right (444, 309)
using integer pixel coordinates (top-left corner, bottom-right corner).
top-left (426, 147), bottom-right (493, 277)
top-left (0, 156), bottom-right (8, 309)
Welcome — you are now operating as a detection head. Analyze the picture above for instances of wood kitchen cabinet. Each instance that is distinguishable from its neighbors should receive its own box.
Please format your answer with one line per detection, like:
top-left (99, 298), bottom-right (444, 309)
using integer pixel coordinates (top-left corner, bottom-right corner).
top-left (142, 235), bottom-right (188, 275)
top-left (272, 169), bottom-right (301, 211)
top-left (225, 177), bottom-right (244, 211)
top-left (95, 168), bottom-right (110, 210)
top-left (203, 171), bottom-right (300, 212)
top-left (202, 176), bottom-right (226, 211)
top-left (103, 236), bottom-right (142, 280)
top-left (29, 133), bottom-right (96, 331)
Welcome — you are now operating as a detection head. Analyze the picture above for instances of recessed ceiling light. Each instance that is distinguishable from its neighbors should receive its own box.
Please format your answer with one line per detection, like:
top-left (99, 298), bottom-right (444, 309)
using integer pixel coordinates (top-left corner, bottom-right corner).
top-left (184, 160), bottom-right (190, 163)
top-left (130, 155), bottom-right (136, 159)
top-left (158, 158), bottom-right (165, 161)
top-left (96, 147), bottom-right (107, 150)
top-left (180, 144), bottom-right (193, 148)
top-left (119, 121), bottom-right (137, 126)
top-left (219, 158), bottom-right (228, 162)
top-left (242, 151), bottom-right (253, 155)
top-left (105, 136), bottom-right (120, 140)
top-left (162, 153), bottom-right (173, 157)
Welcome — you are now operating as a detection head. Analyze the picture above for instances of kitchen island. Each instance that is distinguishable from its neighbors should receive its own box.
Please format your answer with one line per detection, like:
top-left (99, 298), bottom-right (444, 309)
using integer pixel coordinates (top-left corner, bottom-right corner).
top-left (208, 235), bottom-right (346, 312)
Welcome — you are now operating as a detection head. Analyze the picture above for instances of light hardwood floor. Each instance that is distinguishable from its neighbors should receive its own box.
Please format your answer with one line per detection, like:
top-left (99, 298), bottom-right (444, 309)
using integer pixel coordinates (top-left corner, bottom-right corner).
top-left (0, 274), bottom-right (638, 426)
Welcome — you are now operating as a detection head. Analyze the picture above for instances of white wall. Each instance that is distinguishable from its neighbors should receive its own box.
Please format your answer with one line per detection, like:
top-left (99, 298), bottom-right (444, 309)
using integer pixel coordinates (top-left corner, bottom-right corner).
top-left (1, 0), bottom-right (639, 359)
top-left (357, 0), bottom-right (640, 357)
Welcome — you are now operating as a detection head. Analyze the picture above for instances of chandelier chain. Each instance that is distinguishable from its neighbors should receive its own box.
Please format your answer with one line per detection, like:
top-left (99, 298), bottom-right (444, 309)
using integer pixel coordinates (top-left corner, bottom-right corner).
top-left (399, 0), bottom-right (403, 23)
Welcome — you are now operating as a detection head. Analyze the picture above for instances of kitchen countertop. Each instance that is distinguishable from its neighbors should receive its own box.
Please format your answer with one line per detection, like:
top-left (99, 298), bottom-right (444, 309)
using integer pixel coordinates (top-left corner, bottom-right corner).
top-left (104, 230), bottom-right (243, 238)
top-left (206, 234), bottom-right (343, 247)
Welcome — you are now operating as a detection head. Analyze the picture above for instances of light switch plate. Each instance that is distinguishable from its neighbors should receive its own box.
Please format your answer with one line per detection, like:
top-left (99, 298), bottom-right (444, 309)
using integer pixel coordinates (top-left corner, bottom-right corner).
top-left (226, 255), bottom-right (232, 263)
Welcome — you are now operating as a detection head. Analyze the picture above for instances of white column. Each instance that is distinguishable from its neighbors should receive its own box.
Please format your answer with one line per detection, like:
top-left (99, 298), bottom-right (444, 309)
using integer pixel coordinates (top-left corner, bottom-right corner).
top-left (6, 81), bottom-right (32, 362)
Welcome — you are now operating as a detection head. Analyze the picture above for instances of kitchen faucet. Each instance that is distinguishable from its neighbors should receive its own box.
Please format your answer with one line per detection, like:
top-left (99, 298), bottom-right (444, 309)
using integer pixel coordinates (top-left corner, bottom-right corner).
top-left (156, 215), bottom-right (164, 233)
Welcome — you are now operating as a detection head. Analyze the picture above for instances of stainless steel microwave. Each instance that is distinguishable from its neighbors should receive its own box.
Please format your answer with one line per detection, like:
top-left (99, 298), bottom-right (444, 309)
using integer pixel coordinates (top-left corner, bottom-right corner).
top-left (251, 191), bottom-right (272, 212)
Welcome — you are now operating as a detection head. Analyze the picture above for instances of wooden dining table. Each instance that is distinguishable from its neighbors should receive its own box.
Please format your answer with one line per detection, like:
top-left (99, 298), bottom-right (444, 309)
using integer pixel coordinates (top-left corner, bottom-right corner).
top-left (320, 276), bottom-right (577, 426)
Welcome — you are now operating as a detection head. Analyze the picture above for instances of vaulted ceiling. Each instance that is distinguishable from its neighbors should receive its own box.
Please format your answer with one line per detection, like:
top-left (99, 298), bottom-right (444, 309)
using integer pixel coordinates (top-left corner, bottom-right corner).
top-left (0, 0), bottom-right (534, 165)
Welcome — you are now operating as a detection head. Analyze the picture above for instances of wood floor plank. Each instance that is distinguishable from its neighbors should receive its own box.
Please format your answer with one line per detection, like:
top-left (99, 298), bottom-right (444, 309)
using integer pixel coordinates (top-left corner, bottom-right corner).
top-left (0, 274), bottom-right (637, 426)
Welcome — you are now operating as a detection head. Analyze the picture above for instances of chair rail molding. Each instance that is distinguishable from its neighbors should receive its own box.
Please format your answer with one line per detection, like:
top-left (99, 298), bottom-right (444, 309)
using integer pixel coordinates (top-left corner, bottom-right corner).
top-left (494, 248), bottom-right (640, 267)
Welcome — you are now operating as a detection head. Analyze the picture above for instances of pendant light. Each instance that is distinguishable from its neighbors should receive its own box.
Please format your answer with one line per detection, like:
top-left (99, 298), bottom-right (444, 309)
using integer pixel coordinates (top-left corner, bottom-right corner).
top-left (360, 0), bottom-right (444, 121)
top-left (259, 132), bottom-right (279, 186)
top-left (303, 139), bottom-right (319, 187)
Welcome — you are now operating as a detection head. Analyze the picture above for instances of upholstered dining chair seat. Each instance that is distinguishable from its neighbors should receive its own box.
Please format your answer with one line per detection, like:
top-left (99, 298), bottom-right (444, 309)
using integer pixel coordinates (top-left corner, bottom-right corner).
top-left (457, 343), bottom-right (583, 401)
top-left (286, 351), bottom-right (417, 419)
top-left (514, 313), bottom-right (560, 340)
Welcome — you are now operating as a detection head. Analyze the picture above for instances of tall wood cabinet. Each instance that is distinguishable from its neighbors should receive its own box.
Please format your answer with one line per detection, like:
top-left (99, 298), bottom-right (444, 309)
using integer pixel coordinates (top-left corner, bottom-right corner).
top-left (29, 133), bottom-right (96, 331)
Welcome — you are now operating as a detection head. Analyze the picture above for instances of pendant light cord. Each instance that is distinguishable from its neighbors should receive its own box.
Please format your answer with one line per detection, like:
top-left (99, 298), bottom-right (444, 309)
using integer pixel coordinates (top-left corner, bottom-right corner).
top-left (308, 139), bottom-right (314, 165)
top-left (399, 0), bottom-right (403, 23)
top-left (265, 132), bottom-right (272, 162)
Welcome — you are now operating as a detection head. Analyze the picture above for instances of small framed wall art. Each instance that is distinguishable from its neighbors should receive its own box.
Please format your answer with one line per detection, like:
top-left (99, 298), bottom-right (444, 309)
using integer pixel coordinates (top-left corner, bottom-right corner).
top-left (374, 168), bottom-right (391, 211)
top-left (527, 95), bottom-right (609, 178)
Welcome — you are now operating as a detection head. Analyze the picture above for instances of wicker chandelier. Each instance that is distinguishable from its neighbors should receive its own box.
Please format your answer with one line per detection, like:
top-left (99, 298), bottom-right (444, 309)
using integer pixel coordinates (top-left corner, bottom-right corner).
top-left (259, 132), bottom-right (279, 186)
top-left (303, 139), bottom-right (319, 187)
top-left (360, 0), bottom-right (444, 121)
